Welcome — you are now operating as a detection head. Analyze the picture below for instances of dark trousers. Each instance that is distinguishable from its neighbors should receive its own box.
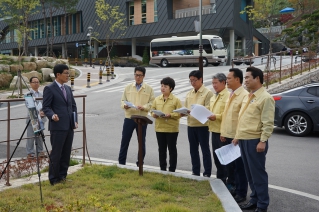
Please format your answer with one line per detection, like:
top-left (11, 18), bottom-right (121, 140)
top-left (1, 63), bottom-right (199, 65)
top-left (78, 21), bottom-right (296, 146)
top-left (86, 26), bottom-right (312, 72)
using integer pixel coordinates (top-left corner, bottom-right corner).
top-left (118, 118), bottom-right (147, 165)
top-left (187, 126), bottom-right (212, 176)
top-left (225, 137), bottom-right (248, 197)
top-left (239, 139), bottom-right (269, 209)
top-left (211, 132), bottom-right (227, 181)
top-left (49, 129), bottom-right (74, 183)
top-left (156, 132), bottom-right (178, 172)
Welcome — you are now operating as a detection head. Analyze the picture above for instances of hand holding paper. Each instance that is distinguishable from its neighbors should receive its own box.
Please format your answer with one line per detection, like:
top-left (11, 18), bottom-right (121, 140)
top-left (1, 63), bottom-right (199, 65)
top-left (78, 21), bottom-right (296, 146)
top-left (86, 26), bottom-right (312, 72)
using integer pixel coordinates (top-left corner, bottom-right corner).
top-left (173, 107), bottom-right (189, 115)
top-left (152, 110), bottom-right (165, 117)
top-left (190, 104), bottom-right (213, 124)
top-left (124, 101), bottom-right (137, 109)
top-left (214, 144), bottom-right (241, 165)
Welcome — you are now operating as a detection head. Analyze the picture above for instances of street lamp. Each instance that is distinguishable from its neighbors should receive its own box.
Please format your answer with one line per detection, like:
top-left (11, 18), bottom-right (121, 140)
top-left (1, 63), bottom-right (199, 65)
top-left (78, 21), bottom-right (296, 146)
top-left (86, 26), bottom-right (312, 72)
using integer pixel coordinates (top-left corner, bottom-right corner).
top-left (87, 26), bottom-right (93, 67)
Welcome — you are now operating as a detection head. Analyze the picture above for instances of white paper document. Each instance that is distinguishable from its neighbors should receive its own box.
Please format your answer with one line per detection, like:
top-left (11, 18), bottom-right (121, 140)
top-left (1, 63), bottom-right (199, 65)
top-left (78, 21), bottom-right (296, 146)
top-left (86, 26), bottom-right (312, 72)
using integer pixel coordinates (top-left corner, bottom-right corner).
top-left (215, 144), bottom-right (241, 165)
top-left (151, 110), bottom-right (165, 117)
top-left (190, 104), bottom-right (213, 124)
top-left (124, 101), bottom-right (137, 109)
top-left (173, 107), bottom-right (189, 115)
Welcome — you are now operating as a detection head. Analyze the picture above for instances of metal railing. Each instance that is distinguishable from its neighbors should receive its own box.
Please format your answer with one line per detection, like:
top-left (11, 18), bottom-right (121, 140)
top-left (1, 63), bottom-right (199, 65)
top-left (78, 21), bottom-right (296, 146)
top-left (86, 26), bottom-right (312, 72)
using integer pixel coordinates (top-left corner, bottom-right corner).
top-left (256, 26), bottom-right (287, 34)
top-left (231, 48), bottom-right (318, 89)
top-left (174, 5), bottom-right (216, 19)
top-left (0, 95), bottom-right (87, 186)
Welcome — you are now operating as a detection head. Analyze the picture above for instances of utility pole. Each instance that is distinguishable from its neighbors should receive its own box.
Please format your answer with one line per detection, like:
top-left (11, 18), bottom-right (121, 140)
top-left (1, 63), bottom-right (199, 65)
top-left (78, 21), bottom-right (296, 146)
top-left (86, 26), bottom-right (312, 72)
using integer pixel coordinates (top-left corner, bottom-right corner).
top-left (198, 0), bottom-right (203, 81)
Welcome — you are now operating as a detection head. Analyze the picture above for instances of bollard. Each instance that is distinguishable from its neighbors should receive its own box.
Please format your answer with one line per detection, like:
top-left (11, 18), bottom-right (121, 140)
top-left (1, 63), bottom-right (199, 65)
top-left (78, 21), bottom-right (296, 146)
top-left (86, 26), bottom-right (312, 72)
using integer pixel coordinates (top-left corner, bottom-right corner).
top-left (71, 76), bottom-right (75, 91)
top-left (92, 58), bottom-right (95, 68)
top-left (99, 60), bottom-right (103, 70)
top-left (111, 65), bottom-right (114, 79)
top-left (85, 58), bottom-right (88, 67)
top-left (105, 60), bottom-right (109, 68)
top-left (75, 58), bottom-right (78, 66)
top-left (99, 69), bottom-right (103, 84)
top-left (106, 67), bottom-right (111, 82)
top-left (86, 73), bottom-right (91, 88)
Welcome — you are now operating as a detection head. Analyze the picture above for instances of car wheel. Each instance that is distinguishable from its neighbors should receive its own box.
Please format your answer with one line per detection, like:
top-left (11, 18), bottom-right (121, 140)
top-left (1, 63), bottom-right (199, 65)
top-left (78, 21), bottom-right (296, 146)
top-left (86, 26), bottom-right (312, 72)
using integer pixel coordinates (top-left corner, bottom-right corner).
top-left (212, 63), bottom-right (220, 66)
top-left (203, 58), bottom-right (208, 67)
top-left (161, 59), bottom-right (169, 67)
top-left (284, 112), bottom-right (312, 136)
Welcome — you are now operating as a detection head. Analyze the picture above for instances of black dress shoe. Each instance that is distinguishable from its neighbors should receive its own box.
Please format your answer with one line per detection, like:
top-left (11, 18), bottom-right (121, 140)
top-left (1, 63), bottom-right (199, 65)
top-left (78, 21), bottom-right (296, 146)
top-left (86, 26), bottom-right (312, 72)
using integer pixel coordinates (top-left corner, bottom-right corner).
top-left (239, 201), bottom-right (257, 210)
top-left (255, 208), bottom-right (267, 212)
top-left (234, 195), bottom-right (246, 203)
top-left (50, 180), bottom-right (61, 186)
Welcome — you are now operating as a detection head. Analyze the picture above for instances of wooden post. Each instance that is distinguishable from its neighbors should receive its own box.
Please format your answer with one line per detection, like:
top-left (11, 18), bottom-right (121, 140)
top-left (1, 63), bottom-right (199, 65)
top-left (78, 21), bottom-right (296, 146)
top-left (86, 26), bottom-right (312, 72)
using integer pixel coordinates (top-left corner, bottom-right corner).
top-left (131, 115), bottom-right (153, 176)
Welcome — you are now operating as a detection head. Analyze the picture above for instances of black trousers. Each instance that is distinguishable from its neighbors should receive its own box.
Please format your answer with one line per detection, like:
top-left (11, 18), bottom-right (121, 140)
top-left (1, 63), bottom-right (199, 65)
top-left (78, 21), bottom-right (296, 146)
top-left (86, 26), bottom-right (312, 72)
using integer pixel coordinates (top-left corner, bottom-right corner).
top-left (225, 138), bottom-right (248, 197)
top-left (211, 132), bottom-right (227, 181)
top-left (155, 132), bottom-right (178, 172)
top-left (118, 118), bottom-right (147, 165)
top-left (49, 129), bottom-right (74, 183)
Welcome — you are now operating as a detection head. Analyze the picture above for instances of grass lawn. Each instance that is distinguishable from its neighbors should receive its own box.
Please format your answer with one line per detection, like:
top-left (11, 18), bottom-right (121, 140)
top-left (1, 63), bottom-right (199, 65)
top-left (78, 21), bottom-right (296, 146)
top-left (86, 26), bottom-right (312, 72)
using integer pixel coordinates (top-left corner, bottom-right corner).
top-left (0, 165), bottom-right (224, 212)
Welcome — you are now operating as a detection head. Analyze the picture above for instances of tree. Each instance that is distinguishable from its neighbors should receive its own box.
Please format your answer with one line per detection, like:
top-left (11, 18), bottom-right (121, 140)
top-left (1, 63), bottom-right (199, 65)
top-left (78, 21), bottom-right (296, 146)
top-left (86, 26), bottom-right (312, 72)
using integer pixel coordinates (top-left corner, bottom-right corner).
top-left (142, 47), bottom-right (149, 65)
top-left (95, 0), bottom-right (126, 66)
top-left (240, 0), bottom-right (279, 74)
top-left (40, 0), bottom-right (60, 57)
top-left (0, 0), bottom-right (40, 57)
top-left (53, 0), bottom-right (79, 58)
top-left (287, 0), bottom-right (319, 14)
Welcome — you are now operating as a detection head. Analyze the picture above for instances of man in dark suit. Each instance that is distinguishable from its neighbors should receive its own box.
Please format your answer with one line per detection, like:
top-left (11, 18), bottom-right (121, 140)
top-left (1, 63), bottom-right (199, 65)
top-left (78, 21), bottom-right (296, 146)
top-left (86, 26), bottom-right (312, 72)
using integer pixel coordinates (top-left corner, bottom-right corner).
top-left (43, 64), bottom-right (77, 185)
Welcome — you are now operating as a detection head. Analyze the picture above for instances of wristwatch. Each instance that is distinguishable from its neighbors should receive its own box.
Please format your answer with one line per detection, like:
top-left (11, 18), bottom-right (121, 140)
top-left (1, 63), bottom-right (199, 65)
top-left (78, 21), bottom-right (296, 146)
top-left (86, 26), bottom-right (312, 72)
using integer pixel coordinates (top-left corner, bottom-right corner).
top-left (261, 140), bottom-right (267, 143)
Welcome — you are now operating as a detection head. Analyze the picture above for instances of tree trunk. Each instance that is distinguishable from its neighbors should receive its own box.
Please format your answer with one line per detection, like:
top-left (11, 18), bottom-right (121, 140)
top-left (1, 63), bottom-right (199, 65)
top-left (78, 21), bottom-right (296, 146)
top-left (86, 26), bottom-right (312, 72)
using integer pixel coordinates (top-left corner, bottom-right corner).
top-left (49, 8), bottom-right (54, 57)
top-left (63, 13), bottom-right (68, 59)
top-left (23, 28), bottom-right (28, 56)
top-left (41, 1), bottom-right (49, 57)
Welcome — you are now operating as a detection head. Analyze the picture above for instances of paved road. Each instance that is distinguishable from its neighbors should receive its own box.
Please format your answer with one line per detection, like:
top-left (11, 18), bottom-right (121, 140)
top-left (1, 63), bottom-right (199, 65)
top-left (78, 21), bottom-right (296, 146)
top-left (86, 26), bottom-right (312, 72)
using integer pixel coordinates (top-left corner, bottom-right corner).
top-left (1, 65), bottom-right (318, 212)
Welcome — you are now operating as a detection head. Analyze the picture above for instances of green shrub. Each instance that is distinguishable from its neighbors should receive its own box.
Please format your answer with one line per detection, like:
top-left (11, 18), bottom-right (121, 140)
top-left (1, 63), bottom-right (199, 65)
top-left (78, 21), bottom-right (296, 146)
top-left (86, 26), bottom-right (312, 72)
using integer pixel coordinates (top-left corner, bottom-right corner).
top-left (282, 28), bottom-right (293, 33)
top-left (292, 21), bottom-right (301, 26)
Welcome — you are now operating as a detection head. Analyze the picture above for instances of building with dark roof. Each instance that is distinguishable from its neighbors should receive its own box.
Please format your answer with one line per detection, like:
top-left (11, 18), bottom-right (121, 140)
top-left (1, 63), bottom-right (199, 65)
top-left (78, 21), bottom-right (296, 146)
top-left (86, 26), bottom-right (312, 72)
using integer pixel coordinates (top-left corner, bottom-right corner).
top-left (0, 0), bottom-right (269, 62)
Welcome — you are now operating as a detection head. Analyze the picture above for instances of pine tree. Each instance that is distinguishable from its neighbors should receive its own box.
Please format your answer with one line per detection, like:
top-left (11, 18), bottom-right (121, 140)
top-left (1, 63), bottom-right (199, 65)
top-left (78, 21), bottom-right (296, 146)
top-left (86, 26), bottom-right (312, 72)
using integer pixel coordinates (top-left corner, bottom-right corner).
top-left (142, 47), bottom-right (150, 65)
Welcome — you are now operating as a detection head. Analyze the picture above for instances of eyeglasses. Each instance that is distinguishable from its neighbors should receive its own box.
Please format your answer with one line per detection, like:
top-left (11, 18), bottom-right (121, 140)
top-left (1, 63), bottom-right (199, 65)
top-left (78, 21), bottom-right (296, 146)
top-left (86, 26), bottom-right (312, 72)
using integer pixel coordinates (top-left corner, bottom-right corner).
top-left (189, 79), bottom-right (198, 83)
top-left (62, 72), bottom-right (70, 75)
top-left (31, 82), bottom-right (39, 84)
top-left (134, 74), bottom-right (144, 77)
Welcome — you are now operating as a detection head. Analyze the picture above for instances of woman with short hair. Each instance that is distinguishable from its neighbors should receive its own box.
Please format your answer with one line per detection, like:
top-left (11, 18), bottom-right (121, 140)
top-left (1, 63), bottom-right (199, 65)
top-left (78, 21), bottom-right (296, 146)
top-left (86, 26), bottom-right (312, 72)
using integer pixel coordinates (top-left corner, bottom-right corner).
top-left (151, 77), bottom-right (182, 172)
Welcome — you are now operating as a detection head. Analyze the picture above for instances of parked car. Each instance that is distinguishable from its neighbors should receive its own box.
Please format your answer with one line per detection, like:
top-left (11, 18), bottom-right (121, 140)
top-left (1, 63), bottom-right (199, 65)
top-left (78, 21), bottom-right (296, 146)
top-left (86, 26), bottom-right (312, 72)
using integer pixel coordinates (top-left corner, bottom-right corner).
top-left (272, 83), bottom-right (319, 136)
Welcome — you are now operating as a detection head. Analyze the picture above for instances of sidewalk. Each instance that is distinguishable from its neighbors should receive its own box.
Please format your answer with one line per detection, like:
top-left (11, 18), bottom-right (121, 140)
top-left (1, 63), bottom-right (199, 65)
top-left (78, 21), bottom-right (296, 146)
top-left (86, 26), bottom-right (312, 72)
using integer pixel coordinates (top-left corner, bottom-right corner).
top-left (0, 157), bottom-right (241, 212)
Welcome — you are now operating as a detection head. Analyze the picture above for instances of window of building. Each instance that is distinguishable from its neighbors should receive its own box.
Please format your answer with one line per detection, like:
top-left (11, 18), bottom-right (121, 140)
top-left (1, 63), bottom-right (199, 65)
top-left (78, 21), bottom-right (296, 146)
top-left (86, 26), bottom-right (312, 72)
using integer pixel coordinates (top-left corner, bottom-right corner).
top-left (13, 29), bottom-right (18, 42)
top-left (5, 31), bottom-right (11, 43)
top-left (141, 0), bottom-right (146, 24)
top-left (53, 17), bottom-right (58, 36)
top-left (33, 21), bottom-right (39, 39)
top-left (154, 0), bottom-right (158, 22)
top-left (40, 20), bottom-right (45, 38)
top-left (129, 2), bottom-right (134, 25)
top-left (72, 14), bottom-right (76, 34)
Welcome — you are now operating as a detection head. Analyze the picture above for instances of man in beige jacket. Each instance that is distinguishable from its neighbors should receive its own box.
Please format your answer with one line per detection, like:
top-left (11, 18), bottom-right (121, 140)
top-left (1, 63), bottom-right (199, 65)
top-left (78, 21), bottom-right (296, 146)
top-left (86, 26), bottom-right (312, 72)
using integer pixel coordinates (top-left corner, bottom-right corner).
top-left (118, 66), bottom-right (155, 166)
top-left (220, 68), bottom-right (248, 203)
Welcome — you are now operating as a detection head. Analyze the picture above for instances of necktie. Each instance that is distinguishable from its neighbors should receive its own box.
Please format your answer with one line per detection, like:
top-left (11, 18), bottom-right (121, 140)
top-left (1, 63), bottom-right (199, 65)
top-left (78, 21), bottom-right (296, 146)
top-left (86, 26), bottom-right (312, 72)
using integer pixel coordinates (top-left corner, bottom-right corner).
top-left (61, 85), bottom-right (67, 100)
top-left (229, 91), bottom-right (234, 99)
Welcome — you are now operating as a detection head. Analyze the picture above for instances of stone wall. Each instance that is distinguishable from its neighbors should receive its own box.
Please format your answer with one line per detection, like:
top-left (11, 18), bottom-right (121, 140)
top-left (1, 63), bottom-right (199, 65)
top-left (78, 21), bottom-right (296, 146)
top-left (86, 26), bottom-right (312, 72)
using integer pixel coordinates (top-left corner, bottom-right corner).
top-left (267, 69), bottom-right (319, 94)
top-left (0, 56), bottom-right (69, 86)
